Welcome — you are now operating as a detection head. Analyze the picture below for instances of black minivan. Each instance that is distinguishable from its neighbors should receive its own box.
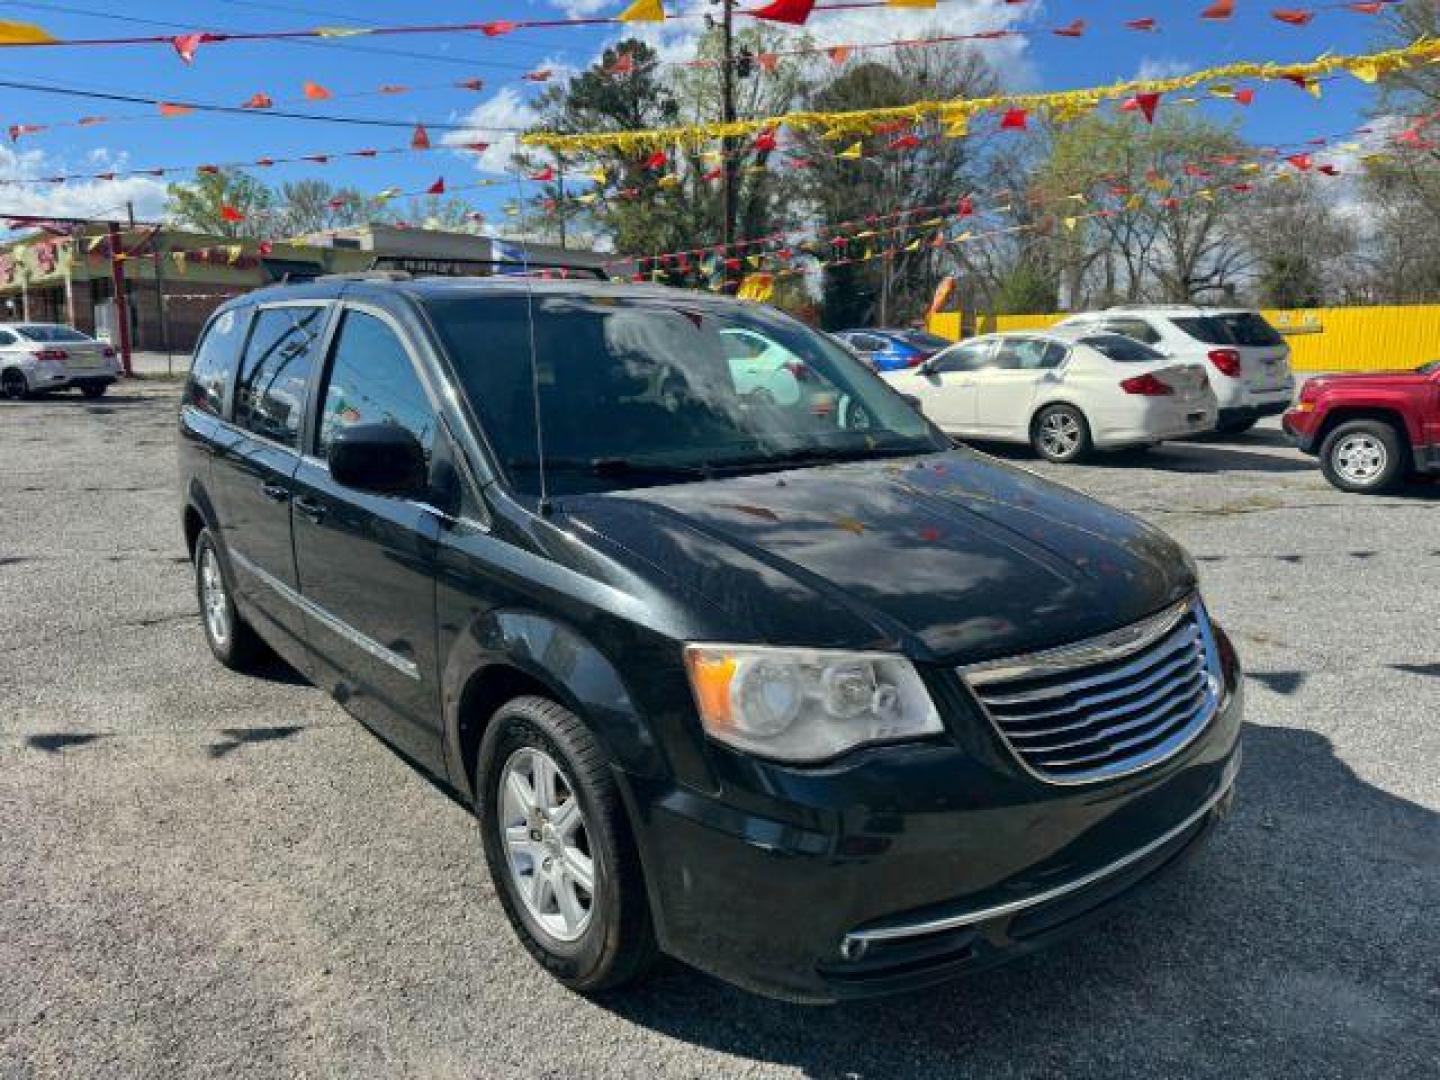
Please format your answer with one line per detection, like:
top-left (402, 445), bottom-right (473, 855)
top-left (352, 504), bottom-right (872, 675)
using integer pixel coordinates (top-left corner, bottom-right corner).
top-left (178, 274), bottom-right (1243, 1003)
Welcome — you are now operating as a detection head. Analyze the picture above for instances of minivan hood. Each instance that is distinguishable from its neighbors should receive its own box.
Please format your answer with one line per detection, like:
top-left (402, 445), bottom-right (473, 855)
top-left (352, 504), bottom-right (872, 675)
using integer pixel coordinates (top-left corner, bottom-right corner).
top-left (558, 450), bottom-right (1195, 664)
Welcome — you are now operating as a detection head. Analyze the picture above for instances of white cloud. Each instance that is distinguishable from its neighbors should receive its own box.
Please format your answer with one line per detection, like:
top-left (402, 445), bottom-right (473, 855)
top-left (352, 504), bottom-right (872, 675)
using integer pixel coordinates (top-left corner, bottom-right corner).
top-left (1135, 57), bottom-right (1193, 83)
top-left (443, 86), bottom-right (544, 175)
top-left (0, 145), bottom-right (168, 231)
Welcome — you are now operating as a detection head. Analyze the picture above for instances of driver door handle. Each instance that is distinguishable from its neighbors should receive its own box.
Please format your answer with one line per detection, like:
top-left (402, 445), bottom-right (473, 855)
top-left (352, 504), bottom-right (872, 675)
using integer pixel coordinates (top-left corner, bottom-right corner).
top-left (293, 496), bottom-right (327, 524)
top-left (260, 481), bottom-right (290, 503)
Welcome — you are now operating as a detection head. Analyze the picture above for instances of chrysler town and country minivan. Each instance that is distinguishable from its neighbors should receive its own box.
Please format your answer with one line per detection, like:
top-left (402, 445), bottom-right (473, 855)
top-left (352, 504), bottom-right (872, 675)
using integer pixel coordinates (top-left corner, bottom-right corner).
top-left (178, 275), bottom-right (1243, 1003)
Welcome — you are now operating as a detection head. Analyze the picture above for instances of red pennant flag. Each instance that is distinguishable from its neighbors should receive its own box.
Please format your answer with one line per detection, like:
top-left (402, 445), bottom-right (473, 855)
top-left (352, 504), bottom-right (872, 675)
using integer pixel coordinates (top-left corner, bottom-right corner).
top-left (529, 165), bottom-right (555, 181)
top-left (702, 166), bottom-right (723, 182)
top-left (750, 0), bottom-right (815, 26)
top-left (644, 150), bottom-right (667, 169)
top-left (1271, 9), bottom-right (1315, 25)
top-left (957, 195), bottom-right (975, 216)
top-left (1346, 1), bottom-right (1383, 11)
top-left (1125, 17), bottom-right (1157, 31)
top-left (481, 21), bottom-right (517, 36)
top-left (241, 92), bottom-right (273, 109)
top-left (379, 84), bottom-right (408, 95)
top-left (1052, 19), bottom-right (1085, 38)
top-left (754, 128), bottom-right (778, 152)
top-left (1000, 108), bottom-right (1028, 130)
top-left (303, 155), bottom-right (330, 164)
top-left (1234, 88), bottom-right (1255, 105)
top-left (9, 124), bottom-right (44, 141)
top-left (524, 69), bottom-right (553, 82)
top-left (327, 197), bottom-right (349, 209)
top-left (352, 149), bottom-right (378, 158)
top-left (1317, 164), bottom-right (1340, 176)
top-left (258, 241), bottom-right (273, 256)
top-left (1286, 153), bottom-right (1313, 171)
top-left (1161, 197), bottom-right (1181, 210)
top-left (220, 205), bottom-right (245, 223)
top-left (827, 46), bottom-right (851, 64)
top-left (462, 142), bottom-right (490, 152)
top-left (255, 157), bottom-right (275, 167)
top-left (1281, 73), bottom-right (1311, 91)
top-left (411, 124), bottom-right (431, 150)
top-left (1122, 92), bottom-right (1162, 122)
top-left (172, 33), bottom-right (205, 64)
top-left (1231, 182), bottom-right (1253, 193)
top-left (757, 52), bottom-right (779, 73)
top-left (78, 116), bottom-right (107, 126)
top-left (887, 133), bottom-right (922, 150)
top-left (455, 78), bottom-right (485, 91)
top-left (608, 53), bottom-right (636, 75)
top-left (1201, 0), bottom-right (1234, 19)
top-left (427, 177), bottom-right (446, 195)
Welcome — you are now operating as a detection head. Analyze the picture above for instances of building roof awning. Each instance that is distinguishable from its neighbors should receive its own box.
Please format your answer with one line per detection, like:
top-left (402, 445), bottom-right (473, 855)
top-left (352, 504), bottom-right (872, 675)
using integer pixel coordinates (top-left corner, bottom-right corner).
top-left (260, 258), bottom-right (324, 283)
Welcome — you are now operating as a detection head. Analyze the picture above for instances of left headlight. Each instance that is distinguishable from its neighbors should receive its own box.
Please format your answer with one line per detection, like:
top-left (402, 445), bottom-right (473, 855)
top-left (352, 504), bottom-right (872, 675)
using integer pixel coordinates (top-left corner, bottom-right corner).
top-left (684, 644), bottom-right (942, 763)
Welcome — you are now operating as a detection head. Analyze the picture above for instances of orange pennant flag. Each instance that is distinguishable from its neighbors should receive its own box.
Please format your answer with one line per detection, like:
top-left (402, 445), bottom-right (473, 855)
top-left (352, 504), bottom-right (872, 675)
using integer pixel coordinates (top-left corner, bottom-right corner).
top-left (1271, 9), bottom-right (1315, 25)
top-left (303, 81), bottom-right (332, 100)
top-left (1201, 0), bottom-right (1234, 19)
top-left (241, 92), bottom-right (273, 109)
top-left (158, 102), bottom-right (194, 117)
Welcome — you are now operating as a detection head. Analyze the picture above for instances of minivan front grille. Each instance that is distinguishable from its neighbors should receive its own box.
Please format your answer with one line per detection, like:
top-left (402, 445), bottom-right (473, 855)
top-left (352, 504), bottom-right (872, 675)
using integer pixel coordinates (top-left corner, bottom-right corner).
top-left (960, 599), bottom-right (1222, 785)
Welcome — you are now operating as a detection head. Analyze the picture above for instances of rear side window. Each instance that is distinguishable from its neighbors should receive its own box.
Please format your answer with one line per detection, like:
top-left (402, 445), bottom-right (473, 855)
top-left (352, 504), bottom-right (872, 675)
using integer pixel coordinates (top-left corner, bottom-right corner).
top-left (993, 338), bottom-right (1067, 370)
top-left (1217, 312), bottom-right (1284, 347)
top-left (1082, 334), bottom-right (1166, 364)
top-left (1169, 316), bottom-right (1234, 346)
top-left (186, 307), bottom-right (248, 416)
top-left (316, 310), bottom-right (437, 460)
top-left (234, 305), bottom-right (326, 449)
top-left (1100, 318), bottom-right (1162, 345)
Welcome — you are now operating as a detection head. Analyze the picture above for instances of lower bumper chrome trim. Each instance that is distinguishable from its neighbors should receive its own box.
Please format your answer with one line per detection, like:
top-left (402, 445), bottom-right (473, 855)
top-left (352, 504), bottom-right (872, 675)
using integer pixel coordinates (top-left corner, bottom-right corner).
top-left (842, 764), bottom-right (1237, 949)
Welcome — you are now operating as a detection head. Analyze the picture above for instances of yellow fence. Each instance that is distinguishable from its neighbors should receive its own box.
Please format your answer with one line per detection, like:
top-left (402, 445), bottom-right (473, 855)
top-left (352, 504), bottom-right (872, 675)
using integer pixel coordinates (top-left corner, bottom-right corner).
top-left (927, 305), bottom-right (1440, 372)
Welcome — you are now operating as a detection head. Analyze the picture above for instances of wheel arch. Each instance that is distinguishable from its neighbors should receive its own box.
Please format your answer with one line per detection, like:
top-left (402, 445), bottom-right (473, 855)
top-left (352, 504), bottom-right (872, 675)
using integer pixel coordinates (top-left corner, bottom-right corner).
top-left (1316, 407), bottom-right (1412, 455)
top-left (181, 479), bottom-right (220, 559)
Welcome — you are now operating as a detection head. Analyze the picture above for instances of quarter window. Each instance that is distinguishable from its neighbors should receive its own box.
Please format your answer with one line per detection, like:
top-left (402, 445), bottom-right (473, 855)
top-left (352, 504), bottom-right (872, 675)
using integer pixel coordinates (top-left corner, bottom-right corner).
top-left (0, 329), bottom-right (17, 346)
top-left (316, 310), bottom-right (436, 460)
top-left (1101, 318), bottom-right (1162, 345)
top-left (234, 305), bottom-right (326, 449)
top-left (186, 307), bottom-right (248, 416)
top-left (993, 338), bottom-right (1067, 371)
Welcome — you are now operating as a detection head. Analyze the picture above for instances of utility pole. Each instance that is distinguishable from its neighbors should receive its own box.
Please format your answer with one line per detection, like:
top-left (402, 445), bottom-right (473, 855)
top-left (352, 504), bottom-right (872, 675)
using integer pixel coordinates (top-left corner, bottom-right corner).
top-left (556, 156), bottom-right (567, 251)
top-left (107, 221), bottom-right (133, 376)
top-left (718, 0), bottom-right (738, 254)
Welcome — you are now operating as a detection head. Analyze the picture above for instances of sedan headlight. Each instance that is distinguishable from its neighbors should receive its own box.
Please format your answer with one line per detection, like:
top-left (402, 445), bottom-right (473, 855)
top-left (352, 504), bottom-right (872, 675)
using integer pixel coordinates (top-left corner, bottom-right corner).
top-left (684, 645), bottom-right (942, 762)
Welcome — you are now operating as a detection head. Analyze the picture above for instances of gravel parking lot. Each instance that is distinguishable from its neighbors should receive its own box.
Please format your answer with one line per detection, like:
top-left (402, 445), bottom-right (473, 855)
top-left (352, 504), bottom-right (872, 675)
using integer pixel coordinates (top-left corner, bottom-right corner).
top-left (1, 381), bottom-right (1436, 1080)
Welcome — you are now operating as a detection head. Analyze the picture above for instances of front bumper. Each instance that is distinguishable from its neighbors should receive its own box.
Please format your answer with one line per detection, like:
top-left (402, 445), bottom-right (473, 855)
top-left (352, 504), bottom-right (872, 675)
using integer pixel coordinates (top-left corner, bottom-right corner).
top-left (635, 659), bottom-right (1244, 1003)
top-left (1281, 409), bottom-right (1320, 453)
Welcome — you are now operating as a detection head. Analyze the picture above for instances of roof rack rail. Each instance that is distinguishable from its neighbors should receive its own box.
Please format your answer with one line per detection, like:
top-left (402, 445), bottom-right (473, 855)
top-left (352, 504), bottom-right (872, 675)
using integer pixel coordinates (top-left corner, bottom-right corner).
top-left (366, 255), bottom-right (611, 281)
top-left (316, 270), bottom-right (414, 282)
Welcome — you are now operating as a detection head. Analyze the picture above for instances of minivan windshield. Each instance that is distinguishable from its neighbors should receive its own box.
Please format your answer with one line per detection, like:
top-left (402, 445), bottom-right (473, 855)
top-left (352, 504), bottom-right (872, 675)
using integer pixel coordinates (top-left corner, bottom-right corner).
top-left (426, 294), bottom-right (947, 495)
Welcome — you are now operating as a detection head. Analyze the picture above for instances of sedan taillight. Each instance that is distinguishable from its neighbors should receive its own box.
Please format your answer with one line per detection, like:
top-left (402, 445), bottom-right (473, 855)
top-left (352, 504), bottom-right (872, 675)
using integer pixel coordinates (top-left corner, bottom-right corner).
top-left (1120, 373), bottom-right (1174, 396)
top-left (32, 348), bottom-right (68, 363)
top-left (1207, 348), bottom-right (1243, 377)
top-left (101, 346), bottom-right (117, 359)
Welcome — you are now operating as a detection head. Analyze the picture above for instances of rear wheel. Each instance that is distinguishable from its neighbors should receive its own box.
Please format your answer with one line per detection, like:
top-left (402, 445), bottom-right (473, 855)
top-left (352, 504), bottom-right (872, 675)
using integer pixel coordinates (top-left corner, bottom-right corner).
top-left (477, 696), bottom-right (657, 995)
top-left (1, 369), bottom-right (29, 400)
top-left (193, 527), bottom-right (269, 671)
top-left (1319, 419), bottom-right (1406, 494)
top-left (1031, 404), bottom-right (1092, 463)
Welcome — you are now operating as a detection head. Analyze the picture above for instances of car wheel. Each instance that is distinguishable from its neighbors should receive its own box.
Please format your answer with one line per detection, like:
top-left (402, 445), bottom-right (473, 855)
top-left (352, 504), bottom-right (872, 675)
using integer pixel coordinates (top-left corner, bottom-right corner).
top-left (478, 696), bottom-right (658, 995)
top-left (1215, 417), bottom-right (1257, 435)
top-left (1, 368), bottom-right (30, 400)
top-left (81, 384), bottom-right (107, 399)
top-left (193, 527), bottom-right (269, 671)
top-left (1319, 420), bottom-right (1406, 494)
top-left (1032, 404), bottom-right (1092, 463)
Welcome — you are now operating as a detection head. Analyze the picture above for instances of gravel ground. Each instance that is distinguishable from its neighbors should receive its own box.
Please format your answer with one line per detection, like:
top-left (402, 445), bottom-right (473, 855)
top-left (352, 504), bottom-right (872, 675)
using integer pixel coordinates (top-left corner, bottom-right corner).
top-left (1, 383), bottom-right (1436, 1080)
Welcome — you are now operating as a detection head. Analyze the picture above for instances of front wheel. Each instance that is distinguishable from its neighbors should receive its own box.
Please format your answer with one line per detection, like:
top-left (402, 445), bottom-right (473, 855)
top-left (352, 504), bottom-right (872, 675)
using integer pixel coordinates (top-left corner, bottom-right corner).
top-left (1319, 419), bottom-right (1406, 494)
top-left (477, 696), bottom-right (657, 995)
top-left (1031, 404), bottom-right (1092, 463)
top-left (1, 369), bottom-right (29, 400)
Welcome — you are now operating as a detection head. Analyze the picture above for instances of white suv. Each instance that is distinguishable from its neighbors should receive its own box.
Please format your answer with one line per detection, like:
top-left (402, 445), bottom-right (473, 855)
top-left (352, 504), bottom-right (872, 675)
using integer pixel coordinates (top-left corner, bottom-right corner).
top-left (1055, 306), bottom-right (1295, 434)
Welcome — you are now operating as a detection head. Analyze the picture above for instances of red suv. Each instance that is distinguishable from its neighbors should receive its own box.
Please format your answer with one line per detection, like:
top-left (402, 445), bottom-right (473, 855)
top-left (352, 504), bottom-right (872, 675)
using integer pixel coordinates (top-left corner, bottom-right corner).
top-left (1283, 361), bottom-right (1440, 493)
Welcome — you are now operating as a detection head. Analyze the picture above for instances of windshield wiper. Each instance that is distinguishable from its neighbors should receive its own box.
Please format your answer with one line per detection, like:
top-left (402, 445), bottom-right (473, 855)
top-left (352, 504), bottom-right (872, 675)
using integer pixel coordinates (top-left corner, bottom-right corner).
top-left (722, 440), bottom-right (930, 471)
top-left (506, 456), bottom-right (715, 479)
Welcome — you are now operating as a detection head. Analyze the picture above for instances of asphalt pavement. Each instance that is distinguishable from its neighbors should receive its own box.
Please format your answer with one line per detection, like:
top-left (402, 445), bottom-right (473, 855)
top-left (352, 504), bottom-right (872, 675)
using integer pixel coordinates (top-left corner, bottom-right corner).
top-left (1, 382), bottom-right (1436, 1079)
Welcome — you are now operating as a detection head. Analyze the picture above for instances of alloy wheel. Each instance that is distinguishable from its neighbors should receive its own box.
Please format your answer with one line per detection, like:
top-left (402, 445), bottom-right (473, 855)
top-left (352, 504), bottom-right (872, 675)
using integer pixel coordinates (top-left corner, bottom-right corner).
top-left (199, 545), bottom-right (231, 648)
top-left (1040, 411), bottom-right (1082, 458)
top-left (1333, 433), bottom-right (1387, 486)
top-left (499, 747), bottom-right (595, 943)
top-left (1, 370), bottom-right (27, 400)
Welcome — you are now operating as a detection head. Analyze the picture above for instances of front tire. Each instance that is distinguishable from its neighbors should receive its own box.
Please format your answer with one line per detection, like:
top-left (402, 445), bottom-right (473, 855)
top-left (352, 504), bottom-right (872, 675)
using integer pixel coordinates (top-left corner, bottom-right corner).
top-left (1032, 404), bottom-right (1092, 463)
top-left (2, 368), bottom-right (29, 400)
top-left (1319, 419), bottom-right (1406, 494)
top-left (477, 696), bottom-right (657, 995)
top-left (193, 527), bottom-right (269, 671)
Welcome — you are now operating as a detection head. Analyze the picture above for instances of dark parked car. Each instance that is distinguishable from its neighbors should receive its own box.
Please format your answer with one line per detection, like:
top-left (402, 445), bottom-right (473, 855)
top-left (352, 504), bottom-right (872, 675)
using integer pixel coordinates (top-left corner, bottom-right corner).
top-left (179, 275), bottom-right (1243, 1003)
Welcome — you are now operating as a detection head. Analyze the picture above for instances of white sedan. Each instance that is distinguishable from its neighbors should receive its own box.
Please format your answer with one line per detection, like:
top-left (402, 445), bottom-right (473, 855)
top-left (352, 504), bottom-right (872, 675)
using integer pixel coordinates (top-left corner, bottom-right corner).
top-left (882, 329), bottom-right (1218, 462)
top-left (0, 322), bottom-right (121, 400)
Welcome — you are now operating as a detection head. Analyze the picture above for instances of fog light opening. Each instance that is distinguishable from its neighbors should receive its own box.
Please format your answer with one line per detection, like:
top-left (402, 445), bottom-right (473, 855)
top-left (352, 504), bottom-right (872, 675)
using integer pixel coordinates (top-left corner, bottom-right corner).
top-left (839, 937), bottom-right (868, 962)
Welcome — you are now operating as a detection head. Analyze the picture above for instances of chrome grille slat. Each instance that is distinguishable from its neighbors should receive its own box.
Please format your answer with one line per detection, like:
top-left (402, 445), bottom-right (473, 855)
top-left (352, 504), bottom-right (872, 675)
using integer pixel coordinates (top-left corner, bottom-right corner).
top-left (975, 622), bottom-right (1201, 707)
top-left (993, 646), bottom-right (1205, 733)
top-left (960, 599), bottom-right (1224, 785)
top-left (1006, 669), bottom-right (1207, 744)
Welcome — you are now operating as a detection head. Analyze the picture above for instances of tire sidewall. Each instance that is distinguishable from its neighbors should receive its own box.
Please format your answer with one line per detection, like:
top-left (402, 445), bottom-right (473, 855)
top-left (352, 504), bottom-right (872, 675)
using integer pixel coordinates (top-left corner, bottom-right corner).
top-left (194, 528), bottom-right (238, 665)
top-left (1033, 405), bottom-right (1090, 463)
top-left (477, 703), bottom-right (625, 987)
top-left (1320, 421), bottom-right (1403, 494)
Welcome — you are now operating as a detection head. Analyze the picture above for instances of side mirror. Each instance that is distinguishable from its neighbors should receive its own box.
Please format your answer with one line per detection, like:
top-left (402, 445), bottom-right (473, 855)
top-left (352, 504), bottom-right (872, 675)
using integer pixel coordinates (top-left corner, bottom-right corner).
top-left (918, 359), bottom-right (938, 376)
top-left (328, 423), bottom-right (428, 498)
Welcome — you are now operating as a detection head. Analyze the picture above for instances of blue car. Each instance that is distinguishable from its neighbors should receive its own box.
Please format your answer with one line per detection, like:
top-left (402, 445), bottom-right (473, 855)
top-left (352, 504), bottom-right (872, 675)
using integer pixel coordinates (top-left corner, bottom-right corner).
top-left (832, 328), bottom-right (954, 372)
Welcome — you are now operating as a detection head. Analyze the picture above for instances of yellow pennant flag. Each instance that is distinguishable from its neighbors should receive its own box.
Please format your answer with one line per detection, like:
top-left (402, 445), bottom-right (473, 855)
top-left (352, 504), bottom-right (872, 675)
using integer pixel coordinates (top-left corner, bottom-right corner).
top-left (576, 192), bottom-right (599, 205)
top-left (588, 167), bottom-right (608, 185)
top-left (375, 186), bottom-right (401, 200)
top-left (315, 26), bottom-right (371, 37)
top-left (943, 115), bottom-right (968, 138)
top-left (171, 251), bottom-right (187, 274)
top-left (87, 234), bottom-right (108, 253)
top-left (657, 173), bottom-right (681, 188)
top-left (1063, 217), bottom-right (1079, 232)
top-left (1350, 62), bottom-right (1380, 84)
top-left (617, 0), bottom-right (665, 23)
top-left (1125, 194), bottom-right (1145, 212)
top-left (226, 245), bottom-right (243, 264)
top-left (837, 141), bottom-right (863, 160)
top-left (1196, 188), bottom-right (1214, 201)
top-left (1241, 162), bottom-right (1262, 173)
top-left (888, 0), bottom-right (936, 7)
top-left (0, 20), bottom-right (57, 44)
top-left (905, 237), bottom-right (923, 251)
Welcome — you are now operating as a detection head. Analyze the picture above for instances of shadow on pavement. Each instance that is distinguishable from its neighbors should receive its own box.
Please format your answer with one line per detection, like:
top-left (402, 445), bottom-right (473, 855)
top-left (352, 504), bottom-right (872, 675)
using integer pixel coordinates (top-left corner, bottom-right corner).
top-left (596, 722), bottom-right (1438, 1078)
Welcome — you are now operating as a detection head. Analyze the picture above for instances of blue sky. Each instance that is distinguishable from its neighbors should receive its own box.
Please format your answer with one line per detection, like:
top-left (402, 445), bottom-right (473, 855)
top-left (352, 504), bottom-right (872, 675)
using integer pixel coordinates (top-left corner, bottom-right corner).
top-left (0, 0), bottom-right (1398, 231)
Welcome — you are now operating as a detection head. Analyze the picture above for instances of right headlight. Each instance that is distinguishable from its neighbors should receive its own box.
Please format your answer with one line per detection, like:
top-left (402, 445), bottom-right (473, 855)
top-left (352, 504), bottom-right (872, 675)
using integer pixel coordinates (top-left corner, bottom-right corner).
top-left (684, 644), bottom-right (942, 763)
